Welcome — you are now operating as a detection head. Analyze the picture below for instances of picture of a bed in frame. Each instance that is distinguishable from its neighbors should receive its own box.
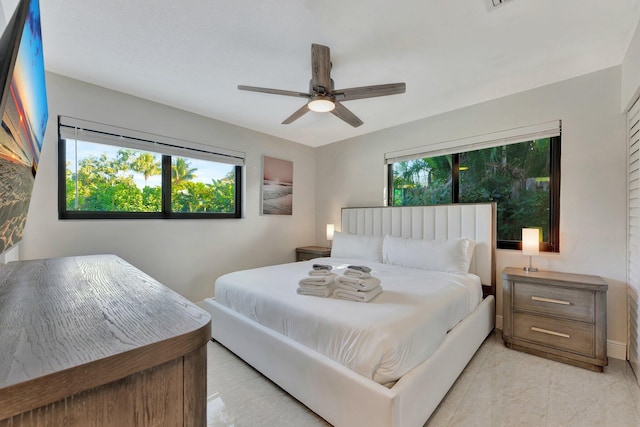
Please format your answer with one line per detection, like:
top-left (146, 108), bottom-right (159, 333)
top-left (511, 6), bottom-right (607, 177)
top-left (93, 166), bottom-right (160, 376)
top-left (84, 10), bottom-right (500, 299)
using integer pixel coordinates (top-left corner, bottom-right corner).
top-left (202, 203), bottom-right (496, 427)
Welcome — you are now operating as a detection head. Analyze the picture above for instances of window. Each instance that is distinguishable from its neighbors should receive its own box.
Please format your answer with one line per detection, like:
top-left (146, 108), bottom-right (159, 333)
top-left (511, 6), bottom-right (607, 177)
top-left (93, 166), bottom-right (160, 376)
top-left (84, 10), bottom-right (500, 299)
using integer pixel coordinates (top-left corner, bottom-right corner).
top-left (387, 123), bottom-right (561, 252)
top-left (58, 117), bottom-right (243, 219)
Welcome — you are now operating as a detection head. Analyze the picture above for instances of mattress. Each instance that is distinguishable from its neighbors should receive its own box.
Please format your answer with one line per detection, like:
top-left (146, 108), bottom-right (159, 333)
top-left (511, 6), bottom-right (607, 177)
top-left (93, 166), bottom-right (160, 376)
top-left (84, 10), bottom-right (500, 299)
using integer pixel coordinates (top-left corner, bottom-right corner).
top-left (214, 257), bottom-right (482, 385)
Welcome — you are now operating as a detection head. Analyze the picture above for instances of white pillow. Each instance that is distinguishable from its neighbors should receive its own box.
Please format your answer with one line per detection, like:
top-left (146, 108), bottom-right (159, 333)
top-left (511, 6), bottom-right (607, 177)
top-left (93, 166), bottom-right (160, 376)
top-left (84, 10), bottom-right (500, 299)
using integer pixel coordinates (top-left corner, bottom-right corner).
top-left (382, 235), bottom-right (476, 274)
top-left (331, 232), bottom-right (383, 262)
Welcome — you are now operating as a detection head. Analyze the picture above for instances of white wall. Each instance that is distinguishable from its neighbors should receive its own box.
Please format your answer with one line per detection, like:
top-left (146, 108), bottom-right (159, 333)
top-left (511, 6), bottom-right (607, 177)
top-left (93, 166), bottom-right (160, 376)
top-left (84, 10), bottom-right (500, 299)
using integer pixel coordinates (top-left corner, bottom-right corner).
top-left (21, 72), bottom-right (317, 302)
top-left (315, 67), bottom-right (629, 347)
top-left (0, 1), bottom-right (6, 28)
top-left (622, 19), bottom-right (640, 111)
top-left (0, 0), bottom-right (18, 26)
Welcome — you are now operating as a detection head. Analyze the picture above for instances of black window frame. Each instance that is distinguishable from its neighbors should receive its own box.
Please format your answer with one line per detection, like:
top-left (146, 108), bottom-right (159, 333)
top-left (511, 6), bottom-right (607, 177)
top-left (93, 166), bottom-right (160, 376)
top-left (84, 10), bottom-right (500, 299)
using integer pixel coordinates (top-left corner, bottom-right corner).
top-left (387, 136), bottom-right (561, 252)
top-left (58, 124), bottom-right (243, 220)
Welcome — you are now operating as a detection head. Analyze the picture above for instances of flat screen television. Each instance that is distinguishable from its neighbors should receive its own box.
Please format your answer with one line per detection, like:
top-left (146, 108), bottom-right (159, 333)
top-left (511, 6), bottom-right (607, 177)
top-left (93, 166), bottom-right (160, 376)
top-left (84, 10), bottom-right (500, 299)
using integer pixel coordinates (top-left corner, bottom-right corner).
top-left (0, 0), bottom-right (48, 255)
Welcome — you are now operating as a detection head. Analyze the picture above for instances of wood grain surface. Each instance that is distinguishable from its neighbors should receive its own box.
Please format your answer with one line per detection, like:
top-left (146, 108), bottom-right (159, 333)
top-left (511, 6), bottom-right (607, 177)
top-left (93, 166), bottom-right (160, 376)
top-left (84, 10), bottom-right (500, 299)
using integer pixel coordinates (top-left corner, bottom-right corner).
top-left (0, 254), bottom-right (211, 423)
top-left (502, 267), bottom-right (607, 372)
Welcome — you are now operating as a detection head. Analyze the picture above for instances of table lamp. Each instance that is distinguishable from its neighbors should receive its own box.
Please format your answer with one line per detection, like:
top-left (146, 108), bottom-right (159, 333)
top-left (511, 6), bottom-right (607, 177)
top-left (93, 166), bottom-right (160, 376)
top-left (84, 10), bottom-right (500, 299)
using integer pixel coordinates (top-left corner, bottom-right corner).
top-left (326, 224), bottom-right (335, 248)
top-left (522, 228), bottom-right (539, 272)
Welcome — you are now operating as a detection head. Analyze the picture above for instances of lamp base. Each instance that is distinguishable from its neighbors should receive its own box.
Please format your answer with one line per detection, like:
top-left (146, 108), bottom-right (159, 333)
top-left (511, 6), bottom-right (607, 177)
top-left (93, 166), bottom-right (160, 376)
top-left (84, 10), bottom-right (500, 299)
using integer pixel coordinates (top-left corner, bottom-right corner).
top-left (523, 255), bottom-right (538, 273)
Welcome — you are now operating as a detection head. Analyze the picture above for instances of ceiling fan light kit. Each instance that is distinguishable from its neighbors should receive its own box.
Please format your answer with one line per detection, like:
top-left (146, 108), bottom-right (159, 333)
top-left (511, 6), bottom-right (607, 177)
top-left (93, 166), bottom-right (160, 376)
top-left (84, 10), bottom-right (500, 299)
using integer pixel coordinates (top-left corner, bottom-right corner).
top-left (308, 95), bottom-right (335, 112)
top-left (238, 44), bottom-right (406, 127)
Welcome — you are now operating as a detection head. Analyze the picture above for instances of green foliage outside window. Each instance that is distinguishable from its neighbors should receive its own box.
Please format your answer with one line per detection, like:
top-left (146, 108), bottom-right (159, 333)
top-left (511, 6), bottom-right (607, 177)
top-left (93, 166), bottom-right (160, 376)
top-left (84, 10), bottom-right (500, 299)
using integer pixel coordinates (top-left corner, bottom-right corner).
top-left (391, 139), bottom-right (554, 244)
top-left (392, 155), bottom-right (452, 206)
top-left (171, 175), bottom-right (236, 214)
top-left (65, 148), bottom-right (236, 214)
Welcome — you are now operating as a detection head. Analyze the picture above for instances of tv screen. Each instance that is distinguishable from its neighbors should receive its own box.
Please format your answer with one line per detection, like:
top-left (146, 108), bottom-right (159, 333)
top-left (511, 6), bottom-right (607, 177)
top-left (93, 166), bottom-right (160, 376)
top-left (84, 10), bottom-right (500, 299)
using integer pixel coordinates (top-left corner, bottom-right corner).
top-left (0, 0), bottom-right (48, 255)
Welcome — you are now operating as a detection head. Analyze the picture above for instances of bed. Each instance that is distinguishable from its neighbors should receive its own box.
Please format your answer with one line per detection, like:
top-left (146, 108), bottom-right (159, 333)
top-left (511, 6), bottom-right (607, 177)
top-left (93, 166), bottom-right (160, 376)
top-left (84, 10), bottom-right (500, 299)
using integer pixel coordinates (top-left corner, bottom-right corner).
top-left (202, 203), bottom-right (496, 427)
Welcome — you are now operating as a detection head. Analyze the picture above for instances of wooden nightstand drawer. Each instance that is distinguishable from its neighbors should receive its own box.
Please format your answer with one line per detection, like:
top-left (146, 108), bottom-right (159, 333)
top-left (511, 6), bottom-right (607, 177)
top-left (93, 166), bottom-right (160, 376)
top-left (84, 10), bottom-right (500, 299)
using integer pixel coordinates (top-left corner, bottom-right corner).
top-left (295, 246), bottom-right (331, 262)
top-left (502, 267), bottom-right (607, 371)
top-left (513, 281), bottom-right (595, 323)
top-left (513, 312), bottom-right (595, 356)
top-left (297, 252), bottom-right (319, 261)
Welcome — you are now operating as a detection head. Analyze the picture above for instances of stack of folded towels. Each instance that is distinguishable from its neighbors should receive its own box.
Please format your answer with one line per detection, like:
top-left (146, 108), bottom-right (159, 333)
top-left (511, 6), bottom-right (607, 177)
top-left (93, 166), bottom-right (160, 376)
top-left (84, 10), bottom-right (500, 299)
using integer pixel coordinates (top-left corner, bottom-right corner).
top-left (297, 264), bottom-right (337, 297)
top-left (334, 265), bottom-right (383, 303)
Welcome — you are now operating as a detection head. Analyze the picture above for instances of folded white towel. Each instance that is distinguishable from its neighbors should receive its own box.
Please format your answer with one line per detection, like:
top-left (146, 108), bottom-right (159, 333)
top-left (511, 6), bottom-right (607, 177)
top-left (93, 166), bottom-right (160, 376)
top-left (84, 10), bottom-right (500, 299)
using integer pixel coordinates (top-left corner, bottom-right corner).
top-left (298, 273), bottom-right (337, 287)
top-left (344, 268), bottom-right (371, 279)
top-left (336, 276), bottom-right (380, 292)
top-left (333, 285), bottom-right (383, 303)
top-left (297, 287), bottom-right (333, 297)
top-left (299, 283), bottom-right (334, 291)
top-left (308, 269), bottom-right (333, 277)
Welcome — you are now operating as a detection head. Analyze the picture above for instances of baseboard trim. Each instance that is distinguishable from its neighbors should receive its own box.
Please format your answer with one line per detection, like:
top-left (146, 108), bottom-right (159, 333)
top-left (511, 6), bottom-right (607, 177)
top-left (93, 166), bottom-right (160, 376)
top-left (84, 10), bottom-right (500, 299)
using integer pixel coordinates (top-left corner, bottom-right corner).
top-left (607, 339), bottom-right (627, 360)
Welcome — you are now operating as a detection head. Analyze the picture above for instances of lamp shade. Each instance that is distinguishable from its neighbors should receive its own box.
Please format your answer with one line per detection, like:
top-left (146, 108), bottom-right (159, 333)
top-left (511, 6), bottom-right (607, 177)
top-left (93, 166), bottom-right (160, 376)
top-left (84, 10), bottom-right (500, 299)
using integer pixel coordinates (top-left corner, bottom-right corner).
top-left (326, 224), bottom-right (335, 241)
top-left (522, 228), bottom-right (540, 256)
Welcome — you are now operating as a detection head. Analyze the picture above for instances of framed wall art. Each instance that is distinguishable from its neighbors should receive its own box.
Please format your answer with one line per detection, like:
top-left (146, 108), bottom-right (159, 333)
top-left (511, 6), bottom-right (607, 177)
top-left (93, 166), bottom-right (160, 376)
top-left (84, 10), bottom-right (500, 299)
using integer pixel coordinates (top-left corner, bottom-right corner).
top-left (261, 155), bottom-right (293, 215)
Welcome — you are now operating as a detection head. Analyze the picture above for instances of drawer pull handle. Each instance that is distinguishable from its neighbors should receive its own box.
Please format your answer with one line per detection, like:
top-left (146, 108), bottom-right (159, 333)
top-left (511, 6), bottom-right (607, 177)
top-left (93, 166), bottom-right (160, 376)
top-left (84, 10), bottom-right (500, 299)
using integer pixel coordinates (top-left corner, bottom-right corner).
top-left (531, 326), bottom-right (570, 339)
top-left (531, 296), bottom-right (571, 305)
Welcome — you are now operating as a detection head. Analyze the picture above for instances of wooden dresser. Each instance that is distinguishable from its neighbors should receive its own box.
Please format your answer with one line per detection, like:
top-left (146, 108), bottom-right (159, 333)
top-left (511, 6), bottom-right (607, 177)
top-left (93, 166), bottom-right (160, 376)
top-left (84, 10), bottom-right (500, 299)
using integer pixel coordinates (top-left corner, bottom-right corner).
top-left (0, 254), bottom-right (211, 426)
top-left (502, 267), bottom-right (608, 372)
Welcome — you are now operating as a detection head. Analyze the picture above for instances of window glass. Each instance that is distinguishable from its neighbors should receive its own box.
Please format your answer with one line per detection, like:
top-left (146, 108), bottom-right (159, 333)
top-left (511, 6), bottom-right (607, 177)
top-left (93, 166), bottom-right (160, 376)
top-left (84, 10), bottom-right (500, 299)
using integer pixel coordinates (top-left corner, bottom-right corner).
top-left (459, 139), bottom-right (551, 242)
top-left (389, 138), bottom-right (559, 251)
top-left (61, 138), bottom-right (242, 219)
top-left (171, 156), bottom-right (236, 214)
top-left (391, 155), bottom-right (452, 206)
top-left (65, 140), bottom-right (162, 213)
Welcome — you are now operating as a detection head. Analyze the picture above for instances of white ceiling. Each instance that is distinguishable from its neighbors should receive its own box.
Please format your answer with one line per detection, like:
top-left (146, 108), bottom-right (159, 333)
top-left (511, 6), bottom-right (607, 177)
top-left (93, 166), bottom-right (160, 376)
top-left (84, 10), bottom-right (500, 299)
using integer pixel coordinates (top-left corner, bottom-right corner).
top-left (39, 0), bottom-right (640, 147)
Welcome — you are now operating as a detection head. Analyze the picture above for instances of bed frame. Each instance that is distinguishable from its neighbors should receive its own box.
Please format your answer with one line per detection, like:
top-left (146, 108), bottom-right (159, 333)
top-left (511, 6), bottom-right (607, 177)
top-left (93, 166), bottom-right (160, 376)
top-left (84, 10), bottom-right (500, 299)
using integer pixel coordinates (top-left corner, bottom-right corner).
top-left (202, 203), bottom-right (496, 427)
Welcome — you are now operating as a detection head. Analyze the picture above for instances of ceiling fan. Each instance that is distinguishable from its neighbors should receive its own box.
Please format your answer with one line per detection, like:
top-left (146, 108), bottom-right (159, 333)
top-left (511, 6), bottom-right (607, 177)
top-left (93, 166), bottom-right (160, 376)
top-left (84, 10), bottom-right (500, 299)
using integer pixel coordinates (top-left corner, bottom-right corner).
top-left (238, 44), bottom-right (406, 128)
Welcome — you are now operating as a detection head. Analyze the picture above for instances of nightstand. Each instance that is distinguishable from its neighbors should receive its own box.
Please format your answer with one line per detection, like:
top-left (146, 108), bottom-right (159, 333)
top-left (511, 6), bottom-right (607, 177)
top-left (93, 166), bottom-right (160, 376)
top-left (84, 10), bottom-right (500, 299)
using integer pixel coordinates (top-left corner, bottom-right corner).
top-left (295, 246), bottom-right (331, 262)
top-left (502, 267), bottom-right (608, 372)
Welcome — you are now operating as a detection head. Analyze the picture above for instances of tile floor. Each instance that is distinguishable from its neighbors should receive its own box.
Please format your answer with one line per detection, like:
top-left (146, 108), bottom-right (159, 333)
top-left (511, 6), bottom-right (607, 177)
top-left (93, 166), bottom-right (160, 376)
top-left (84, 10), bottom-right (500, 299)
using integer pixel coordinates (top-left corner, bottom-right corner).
top-left (206, 331), bottom-right (640, 426)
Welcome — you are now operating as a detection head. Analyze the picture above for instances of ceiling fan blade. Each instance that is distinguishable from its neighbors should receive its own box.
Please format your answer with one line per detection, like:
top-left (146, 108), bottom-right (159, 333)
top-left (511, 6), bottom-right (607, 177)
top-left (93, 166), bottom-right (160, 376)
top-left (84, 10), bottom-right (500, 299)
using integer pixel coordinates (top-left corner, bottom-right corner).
top-left (282, 104), bottom-right (310, 124)
top-left (331, 102), bottom-right (363, 128)
top-left (238, 85), bottom-right (310, 98)
top-left (333, 83), bottom-right (406, 101)
top-left (311, 44), bottom-right (332, 93)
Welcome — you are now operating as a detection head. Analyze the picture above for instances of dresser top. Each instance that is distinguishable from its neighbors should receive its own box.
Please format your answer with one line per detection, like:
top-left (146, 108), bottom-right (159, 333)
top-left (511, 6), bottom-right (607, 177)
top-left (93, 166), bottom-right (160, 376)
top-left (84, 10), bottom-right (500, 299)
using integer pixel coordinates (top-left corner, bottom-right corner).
top-left (0, 254), bottom-right (211, 415)
top-left (502, 267), bottom-right (608, 290)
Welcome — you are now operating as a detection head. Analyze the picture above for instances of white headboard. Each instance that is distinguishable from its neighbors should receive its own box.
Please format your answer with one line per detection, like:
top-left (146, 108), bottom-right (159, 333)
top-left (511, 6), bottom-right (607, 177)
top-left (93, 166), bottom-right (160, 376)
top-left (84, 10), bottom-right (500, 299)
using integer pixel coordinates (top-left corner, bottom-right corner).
top-left (341, 203), bottom-right (496, 292)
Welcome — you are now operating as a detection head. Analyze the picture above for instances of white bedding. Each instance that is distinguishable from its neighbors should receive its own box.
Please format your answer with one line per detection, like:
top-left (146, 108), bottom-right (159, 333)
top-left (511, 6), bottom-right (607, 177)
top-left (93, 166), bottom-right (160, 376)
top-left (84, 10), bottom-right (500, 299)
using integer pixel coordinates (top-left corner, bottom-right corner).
top-left (214, 257), bottom-right (482, 385)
